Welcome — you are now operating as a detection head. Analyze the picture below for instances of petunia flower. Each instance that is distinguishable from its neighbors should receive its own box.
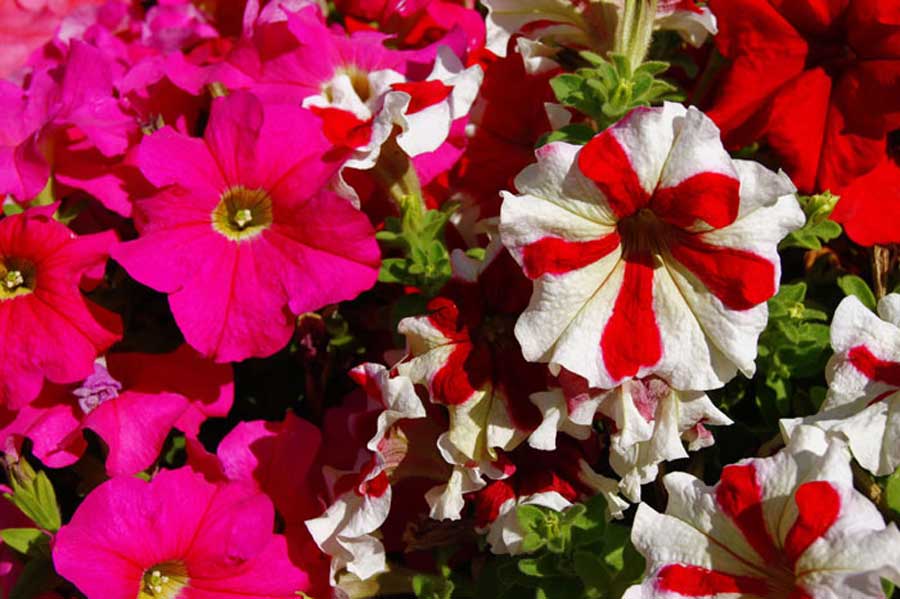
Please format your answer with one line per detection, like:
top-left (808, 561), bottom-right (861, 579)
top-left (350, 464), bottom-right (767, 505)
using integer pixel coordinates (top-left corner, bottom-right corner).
top-left (112, 91), bottom-right (381, 362)
top-left (0, 345), bottom-right (233, 475)
top-left (706, 0), bottom-right (900, 201)
top-left (530, 374), bottom-right (731, 502)
top-left (782, 293), bottom-right (900, 477)
top-left (624, 426), bottom-right (900, 599)
top-left (473, 439), bottom-right (627, 555)
top-left (53, 467), bottom-right (312, 599)
top-left (223, 7), bottom-right (482, 202)
top-left (0, 0), bottom-right (105, 79)
top-left (396, 241), bottom-right (545, 466)
top-left (829, 155), bottom-right (900, 246)
top-left (306, 363), bottom-right (426, 582)
top-left (193, 412), bottom-right (333, 598)
top-left (0, 209), bottom-right (121, 408)
top-left (484, 0), bottom-right (716, 72)
top-left (499, 103), bottom-right (804, 391)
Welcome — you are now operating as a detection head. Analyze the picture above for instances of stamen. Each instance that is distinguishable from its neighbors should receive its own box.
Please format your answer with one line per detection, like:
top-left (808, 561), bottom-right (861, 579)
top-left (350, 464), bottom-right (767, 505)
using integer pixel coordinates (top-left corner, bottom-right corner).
top-left (234, 208), bottom-right (253, 229)
top-left (5, 270), bottom-right (23, 289)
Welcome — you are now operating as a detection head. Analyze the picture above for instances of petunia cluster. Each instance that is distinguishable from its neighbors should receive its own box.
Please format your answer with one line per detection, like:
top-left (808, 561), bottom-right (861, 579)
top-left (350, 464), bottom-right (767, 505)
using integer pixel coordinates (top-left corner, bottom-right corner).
top-left (0, 0), bottom-right (899, 598)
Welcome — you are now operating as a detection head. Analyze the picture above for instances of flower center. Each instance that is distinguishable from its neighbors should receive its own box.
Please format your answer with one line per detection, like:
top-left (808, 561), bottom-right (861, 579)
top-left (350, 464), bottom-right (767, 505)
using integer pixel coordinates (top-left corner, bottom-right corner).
top-left (805, 36), bottom-right (857, 76)
top-left (72, 362), bottom-right (122, 415)
top-left (335, 65), bottom-right (372, 103)
top-left (765, 560), bottom-right (801, 599)
top-left (211, 185), bottom-right (273, 241)
top-left (616, 208), bottom-right (669, 257)
top-left (0, 258), bottom-right (36, 300)
top-left (138, 561), bottom-right (188, 599)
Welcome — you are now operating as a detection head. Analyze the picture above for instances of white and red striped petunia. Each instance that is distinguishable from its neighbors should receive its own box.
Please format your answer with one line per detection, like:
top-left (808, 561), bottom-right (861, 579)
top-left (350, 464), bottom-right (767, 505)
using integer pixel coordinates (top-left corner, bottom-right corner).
top-left (782, 293), bottom-right (900, 476)
top-left (305, 363), bottom-right (425, 582)
top-left (499, 103), bottom-right (804, 391)
top-left (484, 0), bottom-right (716, 70)
top-left (396, 242), bottom-right (545, 465)
top-left (529, 374), bottom-right (731, 501)
top-left (625, 426), bottom-right (900, 599)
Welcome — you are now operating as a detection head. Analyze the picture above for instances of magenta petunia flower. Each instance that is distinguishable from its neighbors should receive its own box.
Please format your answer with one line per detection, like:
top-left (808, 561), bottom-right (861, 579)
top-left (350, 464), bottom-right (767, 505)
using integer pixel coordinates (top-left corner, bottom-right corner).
top-left (112, 91), bottom-right (381, 362)
top-left (0, 209), bottom-right (121, 407)
top-left (0, 345), bottom-right (233, 475)
top-left (53, 467), bottom-right (312, 599)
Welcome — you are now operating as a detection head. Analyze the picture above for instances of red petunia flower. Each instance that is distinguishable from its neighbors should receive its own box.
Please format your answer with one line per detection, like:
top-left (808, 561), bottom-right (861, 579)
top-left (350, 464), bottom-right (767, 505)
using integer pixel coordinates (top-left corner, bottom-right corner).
top-left (706, 0), bottom-right (900, 244)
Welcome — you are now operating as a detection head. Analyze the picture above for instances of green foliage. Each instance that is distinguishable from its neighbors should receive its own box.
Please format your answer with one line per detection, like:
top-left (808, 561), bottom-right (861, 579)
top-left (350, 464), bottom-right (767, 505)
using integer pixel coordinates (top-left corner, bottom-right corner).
top-left (886, 466), bottom-right (900, 517)
top-left (0, 528), bottom-right (48, 557)
top-left (781, 192), bottom-right (842, 251)
top-left (475, 495), bottom-right (643, 599)
top-left (549, 51), bottom-right (682, 132)
top-left (755, 283), bottom-right (831, 425)
top-left (837, 274), bottom-right (877, 312)
top-left (413, 567), bottom-right (456, 599)
top-left (376, 203), bottom-right (456, 297)
top-left (3, 458), bottom-right (62, 533)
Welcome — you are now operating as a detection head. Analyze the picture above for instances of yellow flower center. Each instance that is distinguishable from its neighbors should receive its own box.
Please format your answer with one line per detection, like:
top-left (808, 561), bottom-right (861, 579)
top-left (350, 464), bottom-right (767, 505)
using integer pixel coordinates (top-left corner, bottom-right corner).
top-left (211, 185), bottom-right (273, 241)
top-left (0, 258), bottom-right (35, 300)
top-left (325, 65), bottom-right (372, 103)
top-left (138, 561), bottom-right (188, 599)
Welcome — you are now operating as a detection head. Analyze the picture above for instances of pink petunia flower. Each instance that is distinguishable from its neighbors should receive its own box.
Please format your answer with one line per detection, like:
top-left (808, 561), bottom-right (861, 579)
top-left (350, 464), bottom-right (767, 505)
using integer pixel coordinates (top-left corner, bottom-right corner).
top-left (499, 103), bottom-right (804, 391)
top-left (625, 426), bottom-right (900, 599)
top-left (0, 0), bottom-right (105, 80)
top-left (226, 6), bottom-right (482, 202)
top-left (0, 209), bottom-right (121, 407)
top-left (189, 412), bottom-right (333, 597)
top-left (0, 345), bottom-right (233, 475)
top-left (53, 466), bottom-right (312, 599)
top-left (783, 293), bottom-right (900, 476)
top-left (112, 91), bottom-right (381, 362)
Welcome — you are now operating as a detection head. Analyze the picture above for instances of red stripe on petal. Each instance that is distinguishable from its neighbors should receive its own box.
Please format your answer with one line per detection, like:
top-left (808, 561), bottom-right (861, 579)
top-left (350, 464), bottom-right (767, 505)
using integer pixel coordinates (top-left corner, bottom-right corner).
top-left (784, 481), bottom-right (841, 566)
top-left (669, 234), bottom-right (776, 310)
top-left (521, 232), bottom-right (621, 278)
top-left (431, 342), bottom-right (484, 405)
top-left (848, 345), bottom-right (900, 387)
top-left (310, 106), bottom-right (373, 149)
top-left (578, 131), bottom-right (651, 219)
top-left (600, 253), bottom-right (661, 381)
top-left (391, 80), bottom-right (453, 114)
top-left (789, 587), bottom-right (814, 599)
top-left (349, 367), bottom-right (384, 403)
top-left (716, 464), bottom-right (779, 563)
top-left (656, 564), bottom-right (770, 595)
top-left (651, 172), bottom-right (741, 229)
top-left (360, 470), bottom-right (390, 498)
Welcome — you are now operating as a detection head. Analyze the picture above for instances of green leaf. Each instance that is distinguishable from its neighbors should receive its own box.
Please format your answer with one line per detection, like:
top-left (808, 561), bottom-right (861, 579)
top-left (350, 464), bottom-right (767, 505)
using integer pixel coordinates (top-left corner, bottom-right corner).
top-left (2, 202), bottom-right (25, 217)
top-left (0, 528), bottom-right (47, 556)
top-left (413, 573), bottom-right (455, 599)
top-left (781, 192), bottom-right (842, 250)
top-left (886, 466), bottom-right (900, 516)
top-left (378, 258), bottom-right (409, 284)
top-left (550, 74), bottom-right (586, 106)
top-left (4, 460), bottom-right (61, 533)
top-left (538, 124), bottom-right (597, 147)
top-left (573, 551), bottom-right (611, 590)
top-left (516, 504), bottom-right (547, 533)
top-left (837, 275), bottom-right (877, 312)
